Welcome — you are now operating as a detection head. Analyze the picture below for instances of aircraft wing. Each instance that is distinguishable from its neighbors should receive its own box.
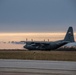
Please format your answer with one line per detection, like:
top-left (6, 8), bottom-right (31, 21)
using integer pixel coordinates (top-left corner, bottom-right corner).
top-left (26, 41), bottom-right (50, 46)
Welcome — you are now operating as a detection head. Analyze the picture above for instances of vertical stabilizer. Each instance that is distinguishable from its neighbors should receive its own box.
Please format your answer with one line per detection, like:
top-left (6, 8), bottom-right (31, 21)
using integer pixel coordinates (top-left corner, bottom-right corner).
top-left (64, 27), bottom-right (75, 42)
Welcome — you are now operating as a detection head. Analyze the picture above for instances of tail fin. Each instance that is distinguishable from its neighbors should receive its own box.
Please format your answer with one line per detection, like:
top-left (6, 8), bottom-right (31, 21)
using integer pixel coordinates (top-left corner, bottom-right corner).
top-left (64, 26), bottom-right (75, 42)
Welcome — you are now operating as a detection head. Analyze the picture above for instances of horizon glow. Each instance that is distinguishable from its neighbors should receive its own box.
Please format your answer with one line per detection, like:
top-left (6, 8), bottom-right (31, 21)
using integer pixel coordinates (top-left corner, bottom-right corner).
top-left (0, 32), bottom-right (76, 42)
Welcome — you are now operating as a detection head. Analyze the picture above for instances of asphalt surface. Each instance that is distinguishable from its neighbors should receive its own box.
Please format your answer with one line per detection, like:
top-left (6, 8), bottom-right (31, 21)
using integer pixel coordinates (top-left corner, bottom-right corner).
top-left (0, 59), bottom-right (76, 75)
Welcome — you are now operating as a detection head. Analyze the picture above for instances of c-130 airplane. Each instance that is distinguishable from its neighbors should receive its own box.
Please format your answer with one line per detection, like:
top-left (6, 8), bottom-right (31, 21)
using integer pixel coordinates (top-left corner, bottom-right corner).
top-left (24, 27), bottom-right (75, 51)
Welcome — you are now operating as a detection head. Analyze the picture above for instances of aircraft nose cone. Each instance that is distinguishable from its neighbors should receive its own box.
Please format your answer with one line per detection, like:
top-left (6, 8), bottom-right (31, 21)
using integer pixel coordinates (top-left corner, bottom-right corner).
top-left (23, 45), bottom-right (27, 48)
top-left (23, 45), bottom-right (32, 49)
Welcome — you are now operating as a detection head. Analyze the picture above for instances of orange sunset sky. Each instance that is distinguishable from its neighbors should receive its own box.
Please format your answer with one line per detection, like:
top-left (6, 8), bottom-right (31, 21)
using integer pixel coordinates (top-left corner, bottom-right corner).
top-left (0, 32), bottom-right (76, 42)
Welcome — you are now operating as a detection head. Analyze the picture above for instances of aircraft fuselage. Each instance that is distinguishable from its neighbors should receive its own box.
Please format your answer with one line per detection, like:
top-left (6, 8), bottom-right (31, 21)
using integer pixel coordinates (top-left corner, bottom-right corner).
top-left (24, 41), bottom-right (68, 50)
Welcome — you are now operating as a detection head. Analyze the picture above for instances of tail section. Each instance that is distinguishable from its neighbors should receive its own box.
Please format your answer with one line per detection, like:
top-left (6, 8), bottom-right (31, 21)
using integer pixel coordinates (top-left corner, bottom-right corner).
top-left (64, 26), bottom-right (75, 42)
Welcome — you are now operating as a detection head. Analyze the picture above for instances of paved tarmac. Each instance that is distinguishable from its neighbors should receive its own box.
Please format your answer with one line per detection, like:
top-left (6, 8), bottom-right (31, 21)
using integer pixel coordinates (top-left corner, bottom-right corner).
top-left (0, 59), bottom-right (76, 75)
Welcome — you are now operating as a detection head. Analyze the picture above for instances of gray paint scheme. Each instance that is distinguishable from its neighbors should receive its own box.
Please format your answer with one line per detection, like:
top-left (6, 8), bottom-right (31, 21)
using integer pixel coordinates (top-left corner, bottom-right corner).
top-left (24, 27), bottom-right (75, 50)
top-left (64, 27), bottom-right (75, 42)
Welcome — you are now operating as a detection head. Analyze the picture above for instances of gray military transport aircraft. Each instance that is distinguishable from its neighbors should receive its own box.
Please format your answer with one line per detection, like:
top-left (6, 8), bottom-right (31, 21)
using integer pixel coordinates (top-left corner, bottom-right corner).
top-left (24, 27), bottom-right (75, 51)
